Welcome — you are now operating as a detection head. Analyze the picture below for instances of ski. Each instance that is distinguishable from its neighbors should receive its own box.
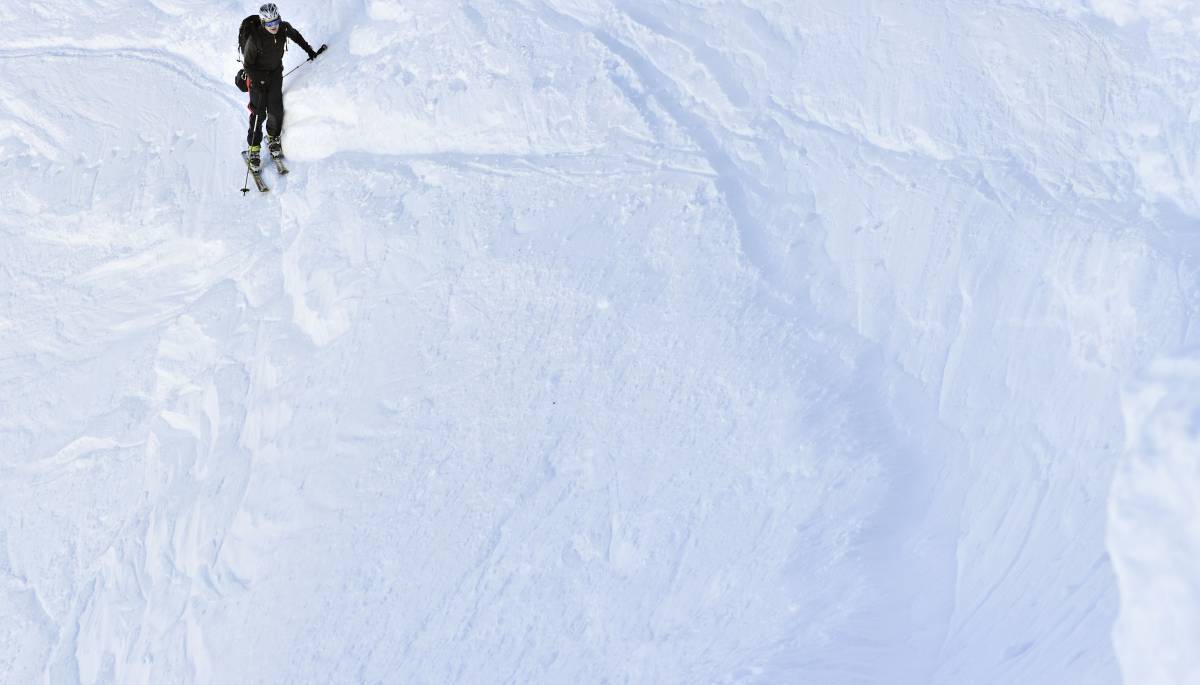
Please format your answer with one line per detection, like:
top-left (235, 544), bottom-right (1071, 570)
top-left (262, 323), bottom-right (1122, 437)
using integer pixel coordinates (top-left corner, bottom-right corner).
top-left (241, 151), bottom-right (269, 193)
top-left (272, 154), bottom-right (289, 175)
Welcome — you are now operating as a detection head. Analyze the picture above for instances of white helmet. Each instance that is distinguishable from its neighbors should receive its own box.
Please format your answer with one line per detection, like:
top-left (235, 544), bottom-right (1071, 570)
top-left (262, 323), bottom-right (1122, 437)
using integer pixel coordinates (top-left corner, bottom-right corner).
top-left (259, 3), bottom-right (280, 22)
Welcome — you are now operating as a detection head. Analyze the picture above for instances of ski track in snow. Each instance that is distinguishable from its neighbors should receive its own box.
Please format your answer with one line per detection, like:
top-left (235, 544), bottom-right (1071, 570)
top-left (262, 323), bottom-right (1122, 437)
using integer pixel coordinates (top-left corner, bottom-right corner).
top-left (1, 1), bottom-right (1199, 683)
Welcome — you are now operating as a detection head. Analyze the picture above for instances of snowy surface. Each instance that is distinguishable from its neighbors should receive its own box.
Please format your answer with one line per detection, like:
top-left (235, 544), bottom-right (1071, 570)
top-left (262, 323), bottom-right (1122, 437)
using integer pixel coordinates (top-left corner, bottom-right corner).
top-left (1110, 351), bottom-right (1200, 685)
top-left (2, 1), bottom-right (1199, 683)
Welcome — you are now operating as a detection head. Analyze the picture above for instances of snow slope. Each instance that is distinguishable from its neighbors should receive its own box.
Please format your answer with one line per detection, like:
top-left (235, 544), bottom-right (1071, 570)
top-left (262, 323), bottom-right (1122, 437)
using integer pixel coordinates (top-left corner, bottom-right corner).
top-left (2, 1), bottom-right (1198, 683)
top-left (1110, 351), bottom-right (1200, 684)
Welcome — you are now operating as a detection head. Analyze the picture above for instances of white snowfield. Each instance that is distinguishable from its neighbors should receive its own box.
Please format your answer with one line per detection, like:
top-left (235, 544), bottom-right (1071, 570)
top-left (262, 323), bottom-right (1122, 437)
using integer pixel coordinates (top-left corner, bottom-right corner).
top-left (1110, 352), bottom-right (1200, 685)
top-left (1, 0), bottom-right (1197, 683)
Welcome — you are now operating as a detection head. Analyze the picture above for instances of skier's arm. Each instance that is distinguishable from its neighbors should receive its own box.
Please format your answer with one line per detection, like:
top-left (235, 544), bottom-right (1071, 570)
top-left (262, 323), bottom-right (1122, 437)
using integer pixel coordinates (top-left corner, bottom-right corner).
top-left (242, 35), bottom-right (265, 80)
top-left (286, 24), bottom-right (319, 60)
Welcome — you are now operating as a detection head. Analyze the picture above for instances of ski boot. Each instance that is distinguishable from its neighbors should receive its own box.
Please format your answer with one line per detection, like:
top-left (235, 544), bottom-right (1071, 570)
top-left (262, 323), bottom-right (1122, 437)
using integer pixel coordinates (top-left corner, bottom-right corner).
top-left (267, 135), bottom-right (283, 159)
top-left (246, 145), bottom-right (263, 173)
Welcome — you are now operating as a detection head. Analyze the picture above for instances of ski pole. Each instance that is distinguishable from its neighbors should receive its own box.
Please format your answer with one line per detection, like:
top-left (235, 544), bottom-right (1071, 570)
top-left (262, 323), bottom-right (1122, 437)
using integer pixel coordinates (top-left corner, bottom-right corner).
top-left (284, 44), bottom-right (328, 80)
top-left (283, 62), bottom-right (305, 80)
top-left (241, 110), bottom-right (260, 195)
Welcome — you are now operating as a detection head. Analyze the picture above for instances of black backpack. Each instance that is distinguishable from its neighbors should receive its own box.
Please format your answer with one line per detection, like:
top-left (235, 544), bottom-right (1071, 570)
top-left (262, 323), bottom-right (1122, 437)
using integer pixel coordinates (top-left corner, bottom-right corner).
top-left (234, 15), bottom-right (258, 92)
top-left (237, 14), bottom-right (258, 55)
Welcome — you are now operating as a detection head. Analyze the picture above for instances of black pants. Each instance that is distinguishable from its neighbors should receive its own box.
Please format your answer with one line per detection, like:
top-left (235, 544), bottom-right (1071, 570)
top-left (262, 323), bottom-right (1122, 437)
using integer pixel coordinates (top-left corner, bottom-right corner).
top-left (246, 69), bottom-right (284, 147)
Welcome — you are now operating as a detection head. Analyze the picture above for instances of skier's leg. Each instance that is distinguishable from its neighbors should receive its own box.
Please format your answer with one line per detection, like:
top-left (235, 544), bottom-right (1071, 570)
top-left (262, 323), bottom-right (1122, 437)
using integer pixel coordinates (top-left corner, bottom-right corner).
top-left (265, 73), bottom-right (285, 139)
top-left (245, 86), bottom-right (268, 148)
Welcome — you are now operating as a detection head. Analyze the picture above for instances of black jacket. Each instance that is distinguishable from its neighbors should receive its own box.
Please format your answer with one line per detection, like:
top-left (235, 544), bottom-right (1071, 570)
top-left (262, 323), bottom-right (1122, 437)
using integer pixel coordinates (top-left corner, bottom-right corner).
top-left (242, 21), bottom-right (315, 79)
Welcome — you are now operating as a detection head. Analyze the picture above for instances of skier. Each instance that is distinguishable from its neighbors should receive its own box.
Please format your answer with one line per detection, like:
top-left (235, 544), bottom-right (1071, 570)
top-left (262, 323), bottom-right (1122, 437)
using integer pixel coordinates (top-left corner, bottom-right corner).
top-left (240, 3), bottom-right (324, 172)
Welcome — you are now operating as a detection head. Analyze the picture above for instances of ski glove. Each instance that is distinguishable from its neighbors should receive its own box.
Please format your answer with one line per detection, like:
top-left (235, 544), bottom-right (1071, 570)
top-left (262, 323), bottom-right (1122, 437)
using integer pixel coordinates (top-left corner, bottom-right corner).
top-left (308, 43), bottom-right (328, 61)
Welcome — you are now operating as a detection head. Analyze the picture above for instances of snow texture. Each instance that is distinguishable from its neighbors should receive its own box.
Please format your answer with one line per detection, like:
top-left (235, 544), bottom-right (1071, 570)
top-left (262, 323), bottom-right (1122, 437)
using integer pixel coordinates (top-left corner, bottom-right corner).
top-left (1, 0), bottom-right (1198, 683)
top-left (1110, 351), bottom-right (1200, 684)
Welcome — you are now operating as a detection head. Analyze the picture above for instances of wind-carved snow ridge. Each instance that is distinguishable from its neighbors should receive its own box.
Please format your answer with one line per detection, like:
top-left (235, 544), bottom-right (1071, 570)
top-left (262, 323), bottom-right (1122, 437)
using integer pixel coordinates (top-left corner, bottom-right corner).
top-left (2, 0), bottom-right (1200, 683)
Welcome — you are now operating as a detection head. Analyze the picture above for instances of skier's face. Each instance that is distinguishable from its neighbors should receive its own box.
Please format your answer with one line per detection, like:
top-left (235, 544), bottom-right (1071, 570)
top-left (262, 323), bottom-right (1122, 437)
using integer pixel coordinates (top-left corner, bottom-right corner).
top-left (264, 18), bottom-right (281, 34)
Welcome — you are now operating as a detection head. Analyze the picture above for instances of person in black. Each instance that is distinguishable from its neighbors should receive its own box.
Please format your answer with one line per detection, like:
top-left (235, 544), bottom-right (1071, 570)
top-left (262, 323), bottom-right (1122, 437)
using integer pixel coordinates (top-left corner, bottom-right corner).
top-left (242, 3), bottom-right (321, 169)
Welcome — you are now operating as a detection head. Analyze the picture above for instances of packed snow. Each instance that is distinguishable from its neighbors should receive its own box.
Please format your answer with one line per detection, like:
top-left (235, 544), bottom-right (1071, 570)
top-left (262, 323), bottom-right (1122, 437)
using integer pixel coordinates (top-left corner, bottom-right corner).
top-left (2, 0), bottom-right (1198, 683)
top-left (1110, 351), bottom-right (1200, 685)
